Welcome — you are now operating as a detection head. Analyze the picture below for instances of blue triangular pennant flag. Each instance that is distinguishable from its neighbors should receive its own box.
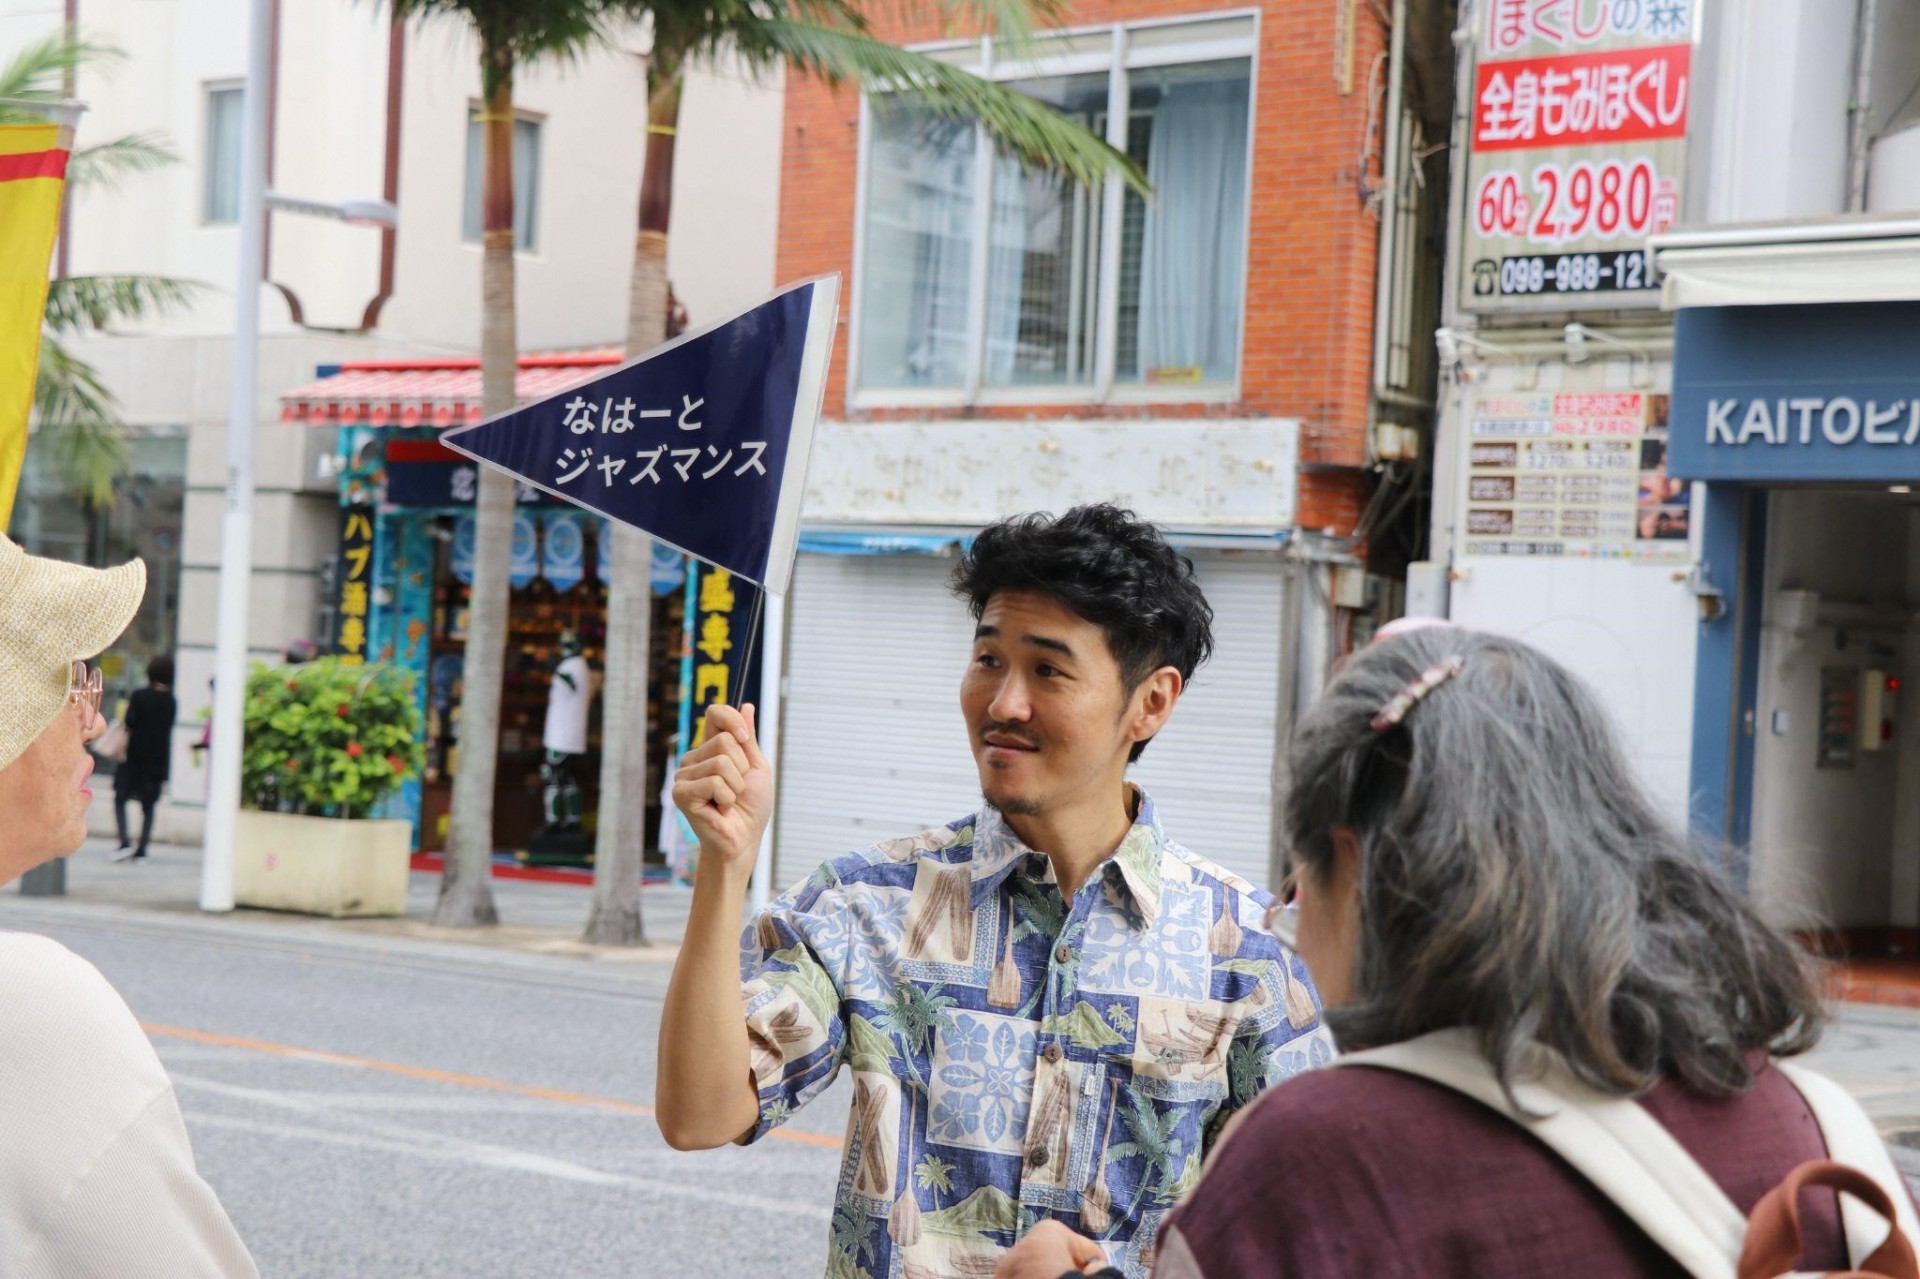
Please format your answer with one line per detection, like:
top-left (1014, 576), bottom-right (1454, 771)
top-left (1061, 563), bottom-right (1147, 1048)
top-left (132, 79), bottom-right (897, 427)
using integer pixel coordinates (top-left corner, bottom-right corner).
top-left (440, 275), bottom-right (839, 596)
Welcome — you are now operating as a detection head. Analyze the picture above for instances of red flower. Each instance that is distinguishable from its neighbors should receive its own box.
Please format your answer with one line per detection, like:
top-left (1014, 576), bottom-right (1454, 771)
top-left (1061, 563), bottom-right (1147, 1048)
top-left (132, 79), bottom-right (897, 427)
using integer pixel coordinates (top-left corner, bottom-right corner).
top-left (284, 758), bottom-right (298, 772)
top-left (345, 742), bottom-right (363, 759)
top-left (286, 679), bottom-right (298, 692)
top-left (336, 704), bottom-right (350, 718)
top-left (386, 755), bottom-right (404, 772)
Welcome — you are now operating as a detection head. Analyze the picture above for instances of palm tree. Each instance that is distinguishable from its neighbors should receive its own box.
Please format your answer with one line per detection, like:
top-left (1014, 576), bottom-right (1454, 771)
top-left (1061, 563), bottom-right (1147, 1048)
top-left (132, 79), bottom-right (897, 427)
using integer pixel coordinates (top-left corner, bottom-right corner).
top-left (583, 0), bottom-right (1148, 945)
top-left (1, 35), bottom-right (196, 524)
top-left (386, 0), bottom-right (624, 928)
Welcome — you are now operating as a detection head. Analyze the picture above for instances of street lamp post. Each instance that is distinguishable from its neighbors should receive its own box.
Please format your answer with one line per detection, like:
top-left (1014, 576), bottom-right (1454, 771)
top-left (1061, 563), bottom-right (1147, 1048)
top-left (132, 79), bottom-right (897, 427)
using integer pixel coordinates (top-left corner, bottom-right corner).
top-left (199, 0), bottom-right (399, 913)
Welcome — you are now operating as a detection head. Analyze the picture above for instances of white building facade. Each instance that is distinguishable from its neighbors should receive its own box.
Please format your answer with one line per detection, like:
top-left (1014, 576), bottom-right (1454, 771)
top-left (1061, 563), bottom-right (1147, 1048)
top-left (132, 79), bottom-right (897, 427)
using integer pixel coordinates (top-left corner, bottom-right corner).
top-left (0, 0), bottom-right (781, 844)
top-left (1426, 0), bottom-right (1920, 946)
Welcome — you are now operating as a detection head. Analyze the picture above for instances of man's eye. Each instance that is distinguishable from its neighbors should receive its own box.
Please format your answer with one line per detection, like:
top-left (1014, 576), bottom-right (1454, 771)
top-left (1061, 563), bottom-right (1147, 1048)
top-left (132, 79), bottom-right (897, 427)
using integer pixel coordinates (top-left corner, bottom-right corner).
top-left (974, 653), bottom-right (1000, 669)
top-left (1036, 664), bottom-right (1060, 679)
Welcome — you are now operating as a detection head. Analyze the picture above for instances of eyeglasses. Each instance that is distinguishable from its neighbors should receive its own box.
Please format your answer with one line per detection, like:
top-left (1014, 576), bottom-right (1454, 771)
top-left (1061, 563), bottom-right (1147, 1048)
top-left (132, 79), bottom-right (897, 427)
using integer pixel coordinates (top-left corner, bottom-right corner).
top-left (67, 661), bottom-right (103, 725)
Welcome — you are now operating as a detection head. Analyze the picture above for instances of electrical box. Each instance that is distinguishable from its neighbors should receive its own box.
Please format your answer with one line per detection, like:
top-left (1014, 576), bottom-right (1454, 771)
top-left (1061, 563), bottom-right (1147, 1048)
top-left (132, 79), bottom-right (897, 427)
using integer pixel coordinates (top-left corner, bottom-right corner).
top-left (1860, 669), bottom-right (1900, 752)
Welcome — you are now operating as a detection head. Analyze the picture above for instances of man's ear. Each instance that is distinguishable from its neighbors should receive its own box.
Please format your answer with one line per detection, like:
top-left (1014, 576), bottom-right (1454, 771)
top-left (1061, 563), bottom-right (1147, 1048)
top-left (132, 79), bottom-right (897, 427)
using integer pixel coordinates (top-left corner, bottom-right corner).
top-left (1127, 666), bottom-right (1183, 748)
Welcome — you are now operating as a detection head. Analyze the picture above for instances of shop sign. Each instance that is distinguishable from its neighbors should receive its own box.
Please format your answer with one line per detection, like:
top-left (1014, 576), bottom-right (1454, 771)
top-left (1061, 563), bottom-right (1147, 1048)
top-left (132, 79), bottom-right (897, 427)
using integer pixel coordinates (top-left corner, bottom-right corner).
top-left (1461, 388), bottom-right (1688, 560)
top-left (1459, 0), bottom-right (1695, 313)
top-left (680, 563), bottom-right (763, 750)
top-left (509, 513), bottom-right (539, 588)
top-left (333, 504), bottom-right (375, 664)
top-left (1669, 303), bottom-right (1920, 482)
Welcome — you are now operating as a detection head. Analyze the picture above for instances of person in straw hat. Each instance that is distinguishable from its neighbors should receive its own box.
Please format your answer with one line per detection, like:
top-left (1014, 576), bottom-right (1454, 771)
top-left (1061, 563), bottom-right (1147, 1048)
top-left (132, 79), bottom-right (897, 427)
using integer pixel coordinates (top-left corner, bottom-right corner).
top-left (0, 535), bottom-right (257, 1277)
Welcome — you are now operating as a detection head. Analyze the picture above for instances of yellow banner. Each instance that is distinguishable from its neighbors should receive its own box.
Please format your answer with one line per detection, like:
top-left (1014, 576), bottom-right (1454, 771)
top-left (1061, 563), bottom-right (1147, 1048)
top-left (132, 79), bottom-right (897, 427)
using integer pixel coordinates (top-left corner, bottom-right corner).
top-left (0, 122), bottom-right (70, 528)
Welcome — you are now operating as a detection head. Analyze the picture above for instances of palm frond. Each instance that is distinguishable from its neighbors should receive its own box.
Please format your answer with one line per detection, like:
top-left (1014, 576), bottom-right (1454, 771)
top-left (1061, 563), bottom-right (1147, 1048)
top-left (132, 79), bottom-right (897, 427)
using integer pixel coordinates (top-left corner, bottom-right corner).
top-left (0, 33), bottom-right (120, 114)
top-left (742, 19), bottom-right (1146, 194)
top-left (385, 0), bottom-right (621, 79)
top-left (33, 336), bottom-right (129, 507)
top-left (44, 274), bottom-right (200, 337)
top-left (66, 133), bottom-right (178, 191)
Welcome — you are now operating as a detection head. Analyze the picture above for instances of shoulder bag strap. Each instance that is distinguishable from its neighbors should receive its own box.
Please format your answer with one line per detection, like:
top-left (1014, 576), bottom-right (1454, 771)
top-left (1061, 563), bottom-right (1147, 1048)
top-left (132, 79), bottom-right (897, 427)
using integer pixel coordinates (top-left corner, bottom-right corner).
top-left (1773, 1059), bottom-right (1920, 1265)
top-left (1339, 1030), bottom-right (1744, 1279)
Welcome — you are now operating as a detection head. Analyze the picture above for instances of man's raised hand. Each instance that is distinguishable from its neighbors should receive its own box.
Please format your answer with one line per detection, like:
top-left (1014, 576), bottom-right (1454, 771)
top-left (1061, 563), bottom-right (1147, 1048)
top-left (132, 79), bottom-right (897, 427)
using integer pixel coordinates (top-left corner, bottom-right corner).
top-left (672, 703), bottom-right (775, 876)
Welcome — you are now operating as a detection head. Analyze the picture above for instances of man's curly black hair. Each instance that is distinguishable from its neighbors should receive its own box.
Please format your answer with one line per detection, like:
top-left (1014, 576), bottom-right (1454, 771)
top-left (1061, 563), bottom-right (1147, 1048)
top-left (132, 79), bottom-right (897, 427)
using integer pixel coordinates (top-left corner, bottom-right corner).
top-left (951, 504), bottom-right (1214, 762)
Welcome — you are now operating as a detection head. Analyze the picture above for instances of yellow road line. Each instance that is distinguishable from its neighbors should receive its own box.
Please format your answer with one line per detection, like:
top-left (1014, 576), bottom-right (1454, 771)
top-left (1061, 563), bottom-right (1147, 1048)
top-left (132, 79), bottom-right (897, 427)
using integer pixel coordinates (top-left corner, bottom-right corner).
top-left (142, 1022), bottom-right (845, 1151)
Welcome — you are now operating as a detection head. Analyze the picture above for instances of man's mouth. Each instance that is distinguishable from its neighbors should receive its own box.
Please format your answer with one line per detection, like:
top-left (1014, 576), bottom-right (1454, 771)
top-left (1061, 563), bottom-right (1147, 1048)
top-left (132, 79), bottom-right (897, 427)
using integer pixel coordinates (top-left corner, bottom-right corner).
top-left (982, 733), bottom-right (1038, 753)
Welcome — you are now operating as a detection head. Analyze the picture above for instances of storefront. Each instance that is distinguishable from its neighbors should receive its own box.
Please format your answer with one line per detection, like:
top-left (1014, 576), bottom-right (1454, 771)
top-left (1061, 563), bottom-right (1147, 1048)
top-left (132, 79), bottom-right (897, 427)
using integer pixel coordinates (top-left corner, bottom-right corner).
top-left (1670, 297), bottom-right (1920, 952)
top-left (282, 356), bottom-right (690, 857)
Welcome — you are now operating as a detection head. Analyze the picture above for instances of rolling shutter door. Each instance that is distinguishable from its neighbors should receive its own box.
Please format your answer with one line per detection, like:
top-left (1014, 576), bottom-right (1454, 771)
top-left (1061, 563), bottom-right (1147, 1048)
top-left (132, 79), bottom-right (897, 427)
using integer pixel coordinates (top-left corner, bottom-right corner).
top-left (774, 549), bottom-right (1284, 892)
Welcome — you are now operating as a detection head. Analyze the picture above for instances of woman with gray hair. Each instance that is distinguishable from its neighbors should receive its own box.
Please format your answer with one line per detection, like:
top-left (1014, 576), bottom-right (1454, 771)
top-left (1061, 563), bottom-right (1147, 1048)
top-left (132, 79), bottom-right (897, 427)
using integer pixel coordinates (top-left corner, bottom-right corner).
top-left (0, 536), bottom-right (256, 1277)
top-left (1001, 626), bottom-right (1911, 1279)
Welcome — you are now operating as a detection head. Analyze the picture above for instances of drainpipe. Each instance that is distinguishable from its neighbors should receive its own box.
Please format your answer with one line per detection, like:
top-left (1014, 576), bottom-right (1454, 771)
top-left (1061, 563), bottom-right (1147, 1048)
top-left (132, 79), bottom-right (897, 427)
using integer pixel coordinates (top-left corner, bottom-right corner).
top-left (1368, 0), bottom-right (1410, 418)
top-left (1847, 0), bottom-right (1878, 212)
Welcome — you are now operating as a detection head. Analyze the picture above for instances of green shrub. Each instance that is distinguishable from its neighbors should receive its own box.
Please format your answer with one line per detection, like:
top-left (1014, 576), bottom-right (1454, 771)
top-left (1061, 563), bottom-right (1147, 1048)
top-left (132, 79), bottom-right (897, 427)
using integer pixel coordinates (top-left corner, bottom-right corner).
top-left (242, 657), bottom-right (424, 819)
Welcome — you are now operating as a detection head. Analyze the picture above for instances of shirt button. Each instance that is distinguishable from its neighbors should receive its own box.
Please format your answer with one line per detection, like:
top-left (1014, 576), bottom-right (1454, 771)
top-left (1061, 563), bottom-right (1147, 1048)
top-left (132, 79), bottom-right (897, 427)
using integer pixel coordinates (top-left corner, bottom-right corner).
top-left (1054, 942), bottom-right (1071, 964)
top-left (1043, 1043), bottom-right (1063, 1064)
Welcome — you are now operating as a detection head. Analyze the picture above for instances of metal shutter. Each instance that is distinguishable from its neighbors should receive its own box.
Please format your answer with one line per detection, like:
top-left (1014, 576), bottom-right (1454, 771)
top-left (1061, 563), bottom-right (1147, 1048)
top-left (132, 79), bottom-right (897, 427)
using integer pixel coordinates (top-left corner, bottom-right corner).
top-left (774, 549), bottom-right (1282, 891)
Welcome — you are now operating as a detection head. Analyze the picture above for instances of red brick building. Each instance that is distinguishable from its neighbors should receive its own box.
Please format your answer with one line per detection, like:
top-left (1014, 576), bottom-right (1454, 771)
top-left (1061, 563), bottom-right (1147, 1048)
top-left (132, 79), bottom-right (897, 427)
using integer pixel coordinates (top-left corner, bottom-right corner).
top-left (763, 2), bottom-right (1447, 890)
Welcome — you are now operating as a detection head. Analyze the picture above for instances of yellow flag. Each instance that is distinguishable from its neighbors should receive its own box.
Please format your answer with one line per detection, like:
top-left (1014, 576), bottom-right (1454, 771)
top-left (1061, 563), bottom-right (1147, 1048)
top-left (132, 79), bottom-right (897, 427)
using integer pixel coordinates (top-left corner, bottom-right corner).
top-left (0, 121), bottom-right (71, 528)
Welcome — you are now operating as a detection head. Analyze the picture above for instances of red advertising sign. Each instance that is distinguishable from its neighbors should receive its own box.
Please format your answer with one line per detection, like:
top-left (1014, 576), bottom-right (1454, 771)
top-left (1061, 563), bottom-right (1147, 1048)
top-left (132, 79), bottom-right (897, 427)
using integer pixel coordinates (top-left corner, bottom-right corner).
top-left (1474, 43), bottom-right (1690, 151)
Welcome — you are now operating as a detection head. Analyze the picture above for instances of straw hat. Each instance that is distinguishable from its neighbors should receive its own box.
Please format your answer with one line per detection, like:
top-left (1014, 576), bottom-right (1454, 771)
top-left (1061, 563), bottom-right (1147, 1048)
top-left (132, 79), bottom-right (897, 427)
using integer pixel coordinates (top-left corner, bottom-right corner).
top-left (0, 535), bottom-right (146, 771)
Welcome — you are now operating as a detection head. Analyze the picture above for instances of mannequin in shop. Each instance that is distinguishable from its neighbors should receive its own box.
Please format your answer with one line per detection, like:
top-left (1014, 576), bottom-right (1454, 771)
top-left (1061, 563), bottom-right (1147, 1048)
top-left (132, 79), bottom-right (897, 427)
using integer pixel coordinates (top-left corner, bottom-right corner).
top-left (529, 630), bottom-right (595, 864)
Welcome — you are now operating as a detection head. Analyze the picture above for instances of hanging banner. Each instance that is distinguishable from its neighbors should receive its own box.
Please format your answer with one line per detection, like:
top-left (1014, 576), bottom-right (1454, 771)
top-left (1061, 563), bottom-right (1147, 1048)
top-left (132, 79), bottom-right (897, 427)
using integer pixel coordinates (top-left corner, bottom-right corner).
top-left (679, 563), bottom-right (764, 747)
top-left (333, 505), bottom-right (375, 664)
top-left (509, 511), bottom-right (539, 588)
top-left (440, 277), bottom-right (840, 597)
top-left (1459, 1), bottom-right (1696, 312)
top-left (451, 513), bottom-right (476, 584)
top-left (0, 119), bottom-right (73, 526)
top-left (542, 511), bottom-right (585, 591)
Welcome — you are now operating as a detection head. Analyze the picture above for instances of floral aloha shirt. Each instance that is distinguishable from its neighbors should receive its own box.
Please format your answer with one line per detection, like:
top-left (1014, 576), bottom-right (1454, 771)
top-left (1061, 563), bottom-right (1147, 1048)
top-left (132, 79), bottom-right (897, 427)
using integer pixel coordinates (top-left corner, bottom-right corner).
top-left (737, 789), bottom-right (1336, 1279)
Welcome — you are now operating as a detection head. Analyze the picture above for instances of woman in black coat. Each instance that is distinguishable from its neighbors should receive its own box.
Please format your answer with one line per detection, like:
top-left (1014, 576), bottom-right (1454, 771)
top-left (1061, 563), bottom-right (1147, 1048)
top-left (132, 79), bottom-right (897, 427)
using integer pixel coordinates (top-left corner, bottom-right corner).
top-left (111, 655), bottom-right (176, 862)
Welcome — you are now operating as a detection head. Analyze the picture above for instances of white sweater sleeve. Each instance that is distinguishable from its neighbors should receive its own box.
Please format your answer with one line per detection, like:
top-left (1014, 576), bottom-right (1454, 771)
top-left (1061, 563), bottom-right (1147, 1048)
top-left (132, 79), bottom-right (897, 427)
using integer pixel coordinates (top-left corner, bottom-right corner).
top-left (16, 1089), bottom-right (259, 1279)
top-left (0, 934), bottom-right (258, 1278)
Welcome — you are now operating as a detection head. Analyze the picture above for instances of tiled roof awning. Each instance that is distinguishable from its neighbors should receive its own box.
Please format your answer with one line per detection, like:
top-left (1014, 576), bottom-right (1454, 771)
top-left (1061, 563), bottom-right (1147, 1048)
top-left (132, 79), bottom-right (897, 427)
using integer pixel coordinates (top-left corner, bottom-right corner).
top-left (278, 351), bottom-right (623, 428)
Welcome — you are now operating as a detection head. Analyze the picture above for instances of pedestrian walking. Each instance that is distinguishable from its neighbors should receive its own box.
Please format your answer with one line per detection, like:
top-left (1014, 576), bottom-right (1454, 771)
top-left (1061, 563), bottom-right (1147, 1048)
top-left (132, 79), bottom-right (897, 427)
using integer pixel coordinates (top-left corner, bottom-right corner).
top-left (657, 505), bottom-right (1333, 1279)
top-left (0, 535), bottom-right (257, 1277)
top-left (110, 653), bottom-right (177, 862)
top-left (998, 627), bottom-right (1918, 1279)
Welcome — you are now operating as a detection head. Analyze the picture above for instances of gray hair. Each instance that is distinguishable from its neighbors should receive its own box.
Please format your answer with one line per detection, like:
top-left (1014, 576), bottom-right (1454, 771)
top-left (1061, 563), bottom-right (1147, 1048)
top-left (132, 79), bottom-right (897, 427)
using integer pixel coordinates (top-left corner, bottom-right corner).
top-left (1286, 627), bottom-right (1824, 1099)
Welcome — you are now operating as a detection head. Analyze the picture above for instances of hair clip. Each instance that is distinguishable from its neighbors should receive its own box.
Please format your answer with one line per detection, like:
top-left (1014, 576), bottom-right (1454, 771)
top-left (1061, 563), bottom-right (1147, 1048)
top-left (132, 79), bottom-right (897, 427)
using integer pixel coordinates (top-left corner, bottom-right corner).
top-left (1370, 655), bottom-right (1466, 732)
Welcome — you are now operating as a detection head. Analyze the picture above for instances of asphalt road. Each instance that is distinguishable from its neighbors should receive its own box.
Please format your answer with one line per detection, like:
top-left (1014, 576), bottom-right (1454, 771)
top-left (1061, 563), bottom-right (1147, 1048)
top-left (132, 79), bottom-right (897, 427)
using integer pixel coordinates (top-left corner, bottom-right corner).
top-left (0, 905), bottom-right (853, 1279)
top-left (3, 896), bottom-right (1917, 1278)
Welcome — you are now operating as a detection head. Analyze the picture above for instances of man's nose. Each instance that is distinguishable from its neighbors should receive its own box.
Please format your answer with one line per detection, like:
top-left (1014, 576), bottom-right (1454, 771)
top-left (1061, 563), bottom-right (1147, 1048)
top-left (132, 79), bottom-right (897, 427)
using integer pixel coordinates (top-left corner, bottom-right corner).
top-left (987, 673), bottom-right (1031, 722)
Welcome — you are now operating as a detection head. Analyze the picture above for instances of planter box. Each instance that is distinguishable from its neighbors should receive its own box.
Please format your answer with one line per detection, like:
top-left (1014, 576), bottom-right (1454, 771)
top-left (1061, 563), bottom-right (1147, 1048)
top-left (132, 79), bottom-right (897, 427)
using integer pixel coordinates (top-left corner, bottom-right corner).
top-left (233, 809), bottom-right (412, 918)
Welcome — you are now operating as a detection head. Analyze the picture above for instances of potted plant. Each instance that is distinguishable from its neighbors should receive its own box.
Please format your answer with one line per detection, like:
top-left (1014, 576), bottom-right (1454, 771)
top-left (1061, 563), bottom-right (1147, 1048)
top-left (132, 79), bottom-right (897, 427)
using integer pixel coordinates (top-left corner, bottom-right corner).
top-left (233, 657), bottom-right (425, 917)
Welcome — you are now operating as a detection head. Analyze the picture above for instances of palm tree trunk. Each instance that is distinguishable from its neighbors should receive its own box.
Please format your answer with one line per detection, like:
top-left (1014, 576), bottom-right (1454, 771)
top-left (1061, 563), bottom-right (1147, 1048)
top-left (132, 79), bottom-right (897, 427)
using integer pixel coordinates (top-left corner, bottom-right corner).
top-left (434, 41), bottom-right (516, 928)
top-left (583, 64), bottom-right (682, 946)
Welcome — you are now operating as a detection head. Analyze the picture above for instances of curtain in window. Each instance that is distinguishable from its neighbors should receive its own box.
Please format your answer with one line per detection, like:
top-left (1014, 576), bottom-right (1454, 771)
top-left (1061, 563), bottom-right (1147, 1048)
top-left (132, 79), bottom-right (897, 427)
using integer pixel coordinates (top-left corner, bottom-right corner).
top-left (1135, 76), bottom-right (1249, 384)
top-left (857, 110), bottom-right (974, 390)
top-left (204, 89), bottom-right (241, 224)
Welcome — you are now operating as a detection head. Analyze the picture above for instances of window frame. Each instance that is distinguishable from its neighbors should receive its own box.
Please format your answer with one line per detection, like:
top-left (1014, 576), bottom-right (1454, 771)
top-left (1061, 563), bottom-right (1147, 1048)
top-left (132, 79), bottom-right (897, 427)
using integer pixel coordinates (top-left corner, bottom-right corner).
top-left (461, 106), bottom-right (546, 254)
top-left (847, 11), bottom-right (1261, 411)
top-left (202, 81), bottom-right (244, 226)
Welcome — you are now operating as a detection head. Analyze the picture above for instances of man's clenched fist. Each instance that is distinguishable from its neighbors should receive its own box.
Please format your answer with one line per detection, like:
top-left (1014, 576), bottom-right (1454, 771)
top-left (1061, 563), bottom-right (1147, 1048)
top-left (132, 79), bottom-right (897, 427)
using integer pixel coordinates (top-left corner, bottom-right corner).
top-left (672, 703), bottom-right (775, 877)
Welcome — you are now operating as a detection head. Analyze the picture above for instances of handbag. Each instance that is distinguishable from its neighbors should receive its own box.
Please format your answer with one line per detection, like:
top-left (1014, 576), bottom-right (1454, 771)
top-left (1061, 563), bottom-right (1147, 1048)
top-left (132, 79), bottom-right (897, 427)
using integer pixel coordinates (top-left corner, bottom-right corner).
top-left (1338, 1029), bottom-right (1920, 1279)
top-left (95, 719), bottom-right (129, 764)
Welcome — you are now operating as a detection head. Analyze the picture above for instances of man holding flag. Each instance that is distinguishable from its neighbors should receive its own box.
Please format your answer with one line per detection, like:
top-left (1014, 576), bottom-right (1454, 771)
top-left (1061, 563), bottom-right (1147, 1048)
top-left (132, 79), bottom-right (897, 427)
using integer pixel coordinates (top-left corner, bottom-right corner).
top-left (654, 505), bottom-right (1332, 1279)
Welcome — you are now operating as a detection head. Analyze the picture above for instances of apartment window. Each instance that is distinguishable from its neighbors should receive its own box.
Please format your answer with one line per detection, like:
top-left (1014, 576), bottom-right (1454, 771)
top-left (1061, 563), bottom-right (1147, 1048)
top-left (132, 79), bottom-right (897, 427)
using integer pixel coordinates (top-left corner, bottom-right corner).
top-left (204, 85), bottom-right (242, 224)
top-left (462, 110), bottom-right (542, 251)
top-left (853, 17), bottom-right (1254, 404)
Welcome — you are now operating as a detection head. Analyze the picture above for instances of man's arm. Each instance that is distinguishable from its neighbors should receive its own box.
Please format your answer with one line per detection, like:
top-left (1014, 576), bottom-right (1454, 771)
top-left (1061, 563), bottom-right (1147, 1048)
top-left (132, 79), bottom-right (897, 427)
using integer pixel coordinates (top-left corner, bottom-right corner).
top-left (655, 703), bottom-right (773, 1150)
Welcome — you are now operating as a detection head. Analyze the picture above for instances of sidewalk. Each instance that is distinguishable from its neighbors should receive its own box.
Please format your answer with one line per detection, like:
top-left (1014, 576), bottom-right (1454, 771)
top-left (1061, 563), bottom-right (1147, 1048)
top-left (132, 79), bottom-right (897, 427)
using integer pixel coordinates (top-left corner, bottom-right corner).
top-left (15, 836), bottom-right (697, 961)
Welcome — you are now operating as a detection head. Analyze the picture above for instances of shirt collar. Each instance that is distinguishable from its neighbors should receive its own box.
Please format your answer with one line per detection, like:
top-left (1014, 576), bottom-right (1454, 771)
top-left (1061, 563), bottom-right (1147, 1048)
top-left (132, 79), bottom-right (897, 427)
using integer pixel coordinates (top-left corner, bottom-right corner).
top-left (966, 787), bottom-right (1167, 929)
